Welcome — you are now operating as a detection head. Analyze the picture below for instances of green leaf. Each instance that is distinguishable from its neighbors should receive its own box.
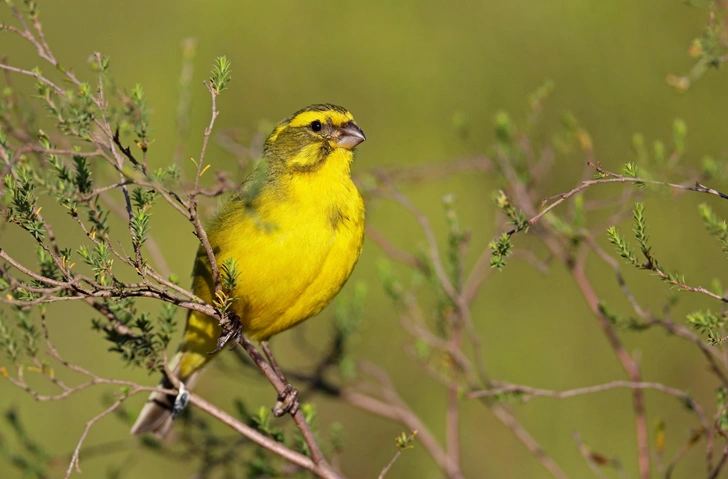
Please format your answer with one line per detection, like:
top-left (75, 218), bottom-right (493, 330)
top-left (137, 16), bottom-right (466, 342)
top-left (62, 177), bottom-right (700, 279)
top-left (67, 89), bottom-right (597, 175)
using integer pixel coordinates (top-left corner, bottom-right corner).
top-left (130, 209), bottom-right (151, 247)
top-left (494, 111), bottom-right (513, 144)
top-left (210, 56), bottom-right (232, 94)
top-left (632, 203), bottom-right (651, 260)
top-left (687, 309), bottom-right (724, 334)
top-left (699, 203), bottom-right (728, 255)
top-left (72, 155), bottom-right (91, 194)
top-left (489, 233), bottom-right (513, 270)
top-left (718, 388), bottom-right (728, 433)
top-left (607, 226), bottom-right (639, 266)
top-left (395, 430), bottom-right (418, 451)
top-left (220, 257), bottom-right (240, 291)
top-left (673, 118), bottom-right (687, 154)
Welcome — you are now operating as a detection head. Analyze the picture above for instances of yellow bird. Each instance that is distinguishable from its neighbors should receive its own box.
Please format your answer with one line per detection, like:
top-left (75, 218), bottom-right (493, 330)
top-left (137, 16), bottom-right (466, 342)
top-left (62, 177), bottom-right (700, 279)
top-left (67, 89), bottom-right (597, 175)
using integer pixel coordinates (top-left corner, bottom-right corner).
top-left (131, 104), bottom-right (366, 436)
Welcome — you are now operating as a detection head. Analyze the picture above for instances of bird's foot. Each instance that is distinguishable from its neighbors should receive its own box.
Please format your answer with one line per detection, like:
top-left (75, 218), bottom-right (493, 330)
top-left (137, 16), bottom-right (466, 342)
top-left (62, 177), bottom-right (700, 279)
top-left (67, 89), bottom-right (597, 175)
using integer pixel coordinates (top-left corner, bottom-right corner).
top-left (272, 383), bottom-right (300, 417)
top-left (259, 341), bottom-right (299, 417)
top-left (171, 382), bottom-right (190, 419)
top-left (210, 314), bottom-right (244, 354)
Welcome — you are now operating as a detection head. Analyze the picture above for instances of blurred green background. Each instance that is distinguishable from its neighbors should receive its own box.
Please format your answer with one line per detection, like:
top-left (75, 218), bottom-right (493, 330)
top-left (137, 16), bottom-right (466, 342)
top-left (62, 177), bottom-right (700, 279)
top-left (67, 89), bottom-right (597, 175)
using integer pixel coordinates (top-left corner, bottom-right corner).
top-left (2, 0), bottom-right (728, 478)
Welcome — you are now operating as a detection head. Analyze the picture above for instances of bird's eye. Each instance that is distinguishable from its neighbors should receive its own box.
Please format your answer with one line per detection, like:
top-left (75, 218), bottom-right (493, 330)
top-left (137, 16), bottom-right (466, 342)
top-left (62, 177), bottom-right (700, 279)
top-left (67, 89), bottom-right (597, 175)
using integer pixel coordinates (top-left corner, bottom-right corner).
top-left (310, 120), bottom-right (322, 132)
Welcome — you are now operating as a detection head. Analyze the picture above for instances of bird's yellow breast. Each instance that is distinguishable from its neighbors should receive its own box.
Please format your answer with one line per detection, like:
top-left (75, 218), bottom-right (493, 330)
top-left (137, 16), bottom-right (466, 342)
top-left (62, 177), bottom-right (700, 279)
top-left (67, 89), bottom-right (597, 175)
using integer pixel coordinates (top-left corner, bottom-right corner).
top-left (191, 147), bottom-right (365, 342)
top-left (138, 104), bottom-right (365, 416)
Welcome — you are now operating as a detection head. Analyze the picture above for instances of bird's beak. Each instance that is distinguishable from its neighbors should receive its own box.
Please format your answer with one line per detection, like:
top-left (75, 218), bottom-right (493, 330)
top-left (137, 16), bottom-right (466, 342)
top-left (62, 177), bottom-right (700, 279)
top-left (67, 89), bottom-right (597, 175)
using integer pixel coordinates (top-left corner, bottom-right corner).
top-left (334, 122), bottom-right (366, 149)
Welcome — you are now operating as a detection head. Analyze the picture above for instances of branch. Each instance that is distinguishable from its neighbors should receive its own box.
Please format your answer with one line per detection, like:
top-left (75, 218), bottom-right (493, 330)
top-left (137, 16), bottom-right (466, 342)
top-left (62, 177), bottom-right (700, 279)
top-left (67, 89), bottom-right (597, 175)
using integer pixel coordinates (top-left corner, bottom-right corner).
top-left (573, 432), bottom-right (610, 479)
top-left (500, 153), bottom-right (652, 479)
top-left (65, 390), bottom-right (135, 479)
top-left (377, 449), bottom-right (404, 479)
top-left (469, 380), bottom-right (707, 428)
top-left (187, 81), bottom-right (223, 294)
top-left (508, 161), bottom-right (728, 237)
top-left (234, 334), bottom-right (333, 470)
top-left (341, 388), bottom-right (449, 474)
top-left (188, 392), bottom-right (341, 479)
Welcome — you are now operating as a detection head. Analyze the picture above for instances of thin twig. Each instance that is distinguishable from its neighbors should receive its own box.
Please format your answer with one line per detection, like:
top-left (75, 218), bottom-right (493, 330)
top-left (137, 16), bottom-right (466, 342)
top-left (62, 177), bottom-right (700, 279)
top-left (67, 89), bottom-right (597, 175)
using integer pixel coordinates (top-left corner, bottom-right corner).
top-left (573, 432), bottom-right (609, 479)
top-left (187, 81), bottom-right (222, 293)
top-left (664, 428), bottom-right (704, 479)
top-left (470, 380), bottom-right (707, 428)
top-left (65, 391), bottom-right (135, 479)
top-left (501, 153), bottom-right (652, 479)
top-left (235, 335), bottom-right (330, 468)
top-left (377, 450), bottom-right (403, 479)
top-left (341, 388), bottom-right (449, 474)
top-left (510, 161), bottom-right (728, 237)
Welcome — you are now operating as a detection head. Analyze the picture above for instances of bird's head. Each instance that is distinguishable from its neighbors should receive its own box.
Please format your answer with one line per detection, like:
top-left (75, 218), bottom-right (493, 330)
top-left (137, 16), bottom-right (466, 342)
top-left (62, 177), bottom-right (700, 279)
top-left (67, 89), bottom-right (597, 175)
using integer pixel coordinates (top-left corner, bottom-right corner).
top-left (263, 104), bottom-right (366, 172)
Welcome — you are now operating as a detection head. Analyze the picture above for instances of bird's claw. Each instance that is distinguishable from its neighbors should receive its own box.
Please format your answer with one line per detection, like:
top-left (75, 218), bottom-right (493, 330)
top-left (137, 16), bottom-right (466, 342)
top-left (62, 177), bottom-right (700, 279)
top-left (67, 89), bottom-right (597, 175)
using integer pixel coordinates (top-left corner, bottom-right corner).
top-left (171, 382), bottom-right (189, 419)
top-left (272, 383), bottom-right (299, 417)
top-left (209, 315), bottom-right (244, 354)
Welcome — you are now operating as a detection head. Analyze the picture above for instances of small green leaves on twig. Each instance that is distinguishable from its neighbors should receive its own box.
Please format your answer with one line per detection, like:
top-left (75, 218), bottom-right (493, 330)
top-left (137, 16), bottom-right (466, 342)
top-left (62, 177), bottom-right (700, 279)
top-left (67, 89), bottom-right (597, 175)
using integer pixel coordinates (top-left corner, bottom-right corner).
top-left (220, 258), bottom-right (240, 292)
top-left (607, 203), bottom-right (654, 269)
top-left (333, 282), bottom-right (366, 380)
top-left (89, 53), bottom-right (110, 73)
top-left (494, 111), bottom-right (514, 145)
top-left (0, 408), bottom-right (51, 478)
top-left (36, 246), bottom-right (60, 283)
top-left (129, 84), bottom-right (150, 148)
top-left (489, 233), bottom-right (512, 271)
top-left (718, 388), bottom-right (728, 434)
top-left (4, 166), bottom-right (45, 240)
top-left (632, 203), bottom-right (652, 263)
top-left (490, 190), bottom-right (527, 270)
top-left (378, 259), bottom-right (405, 305)
top-left (213, 258), bottom-right (240, 310)
top-left (212, 290), bottom-right (236, 313)
top-left (598, 302), bottom-right (644, 331)
top-left (699, 203), bottom-right (728, 254)
top-left (130, 209), bottom-right (151, 248)
top-left (72, 156), bottom-right (92, 194)
top-left (608, 203), bottom-right (697, 294)
top-left (667, 3), bottom-right (728, 91)
top-left (494, 190), bottom-right (528, 231)
top-left (251, 406), bottom-right (285, 443)
top-left (528, 80), bottom-right (555, 115)
top-left (0, 312), bottom-right (20, 362)
top-left (378, 430), bottom-right (418, 479)
top-left (491, 389), bottom-right (526, 404)
top-left (395, 430), bottom-right (417, 451)
top-left (131, 187), bottom-right (158, 210)
top-left (210, 56), bottom-right (231, 94)
top-left (623, 163), bottom-right (646, 188)
top-left (443, 194), bottom-right (467, 289)
top-left (77, 243), bottom-right (113, 285)
top-left (156, 302), bottom-right (177, 348)
top-left (673, 118), bottom-right (687, 155)
top-left (129, 189), bottom-right (156, 252)
top-left (91, 297), bottom-right (176, 370)
top-left (686, 310), bottom-right (727, 345)
top-left (234, 401), bottom-right (329, 475)
top-left (701, 155), bottom-right (724, 180)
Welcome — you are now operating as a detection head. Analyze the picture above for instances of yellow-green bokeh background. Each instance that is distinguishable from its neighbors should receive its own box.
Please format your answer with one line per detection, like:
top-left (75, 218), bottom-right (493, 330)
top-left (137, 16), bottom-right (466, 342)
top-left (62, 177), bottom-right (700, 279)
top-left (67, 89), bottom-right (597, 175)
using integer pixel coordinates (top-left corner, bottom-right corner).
top-left (2, 1), bottom-right (728, 478)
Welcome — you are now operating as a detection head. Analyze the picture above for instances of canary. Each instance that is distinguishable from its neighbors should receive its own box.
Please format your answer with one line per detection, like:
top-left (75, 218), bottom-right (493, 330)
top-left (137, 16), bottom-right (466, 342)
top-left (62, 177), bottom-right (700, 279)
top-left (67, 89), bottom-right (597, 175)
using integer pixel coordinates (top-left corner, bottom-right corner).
top-left (131, 104), bottom-right (366, 436)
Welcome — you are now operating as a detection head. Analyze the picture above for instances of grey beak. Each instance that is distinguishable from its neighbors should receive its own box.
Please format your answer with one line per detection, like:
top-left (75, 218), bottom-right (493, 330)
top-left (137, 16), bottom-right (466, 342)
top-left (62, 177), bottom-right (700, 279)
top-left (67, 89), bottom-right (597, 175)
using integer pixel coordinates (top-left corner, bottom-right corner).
top-left (334, 122), bottom-right (366, 149)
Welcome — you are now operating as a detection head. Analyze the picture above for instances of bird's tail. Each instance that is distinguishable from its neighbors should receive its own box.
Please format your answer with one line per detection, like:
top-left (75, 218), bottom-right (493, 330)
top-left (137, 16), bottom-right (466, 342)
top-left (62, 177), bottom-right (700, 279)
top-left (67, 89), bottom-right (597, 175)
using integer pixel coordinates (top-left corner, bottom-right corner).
top-left (131, 309), bottom-right (222, 438)
top-left (129, 352), bottom-right (203, 438)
